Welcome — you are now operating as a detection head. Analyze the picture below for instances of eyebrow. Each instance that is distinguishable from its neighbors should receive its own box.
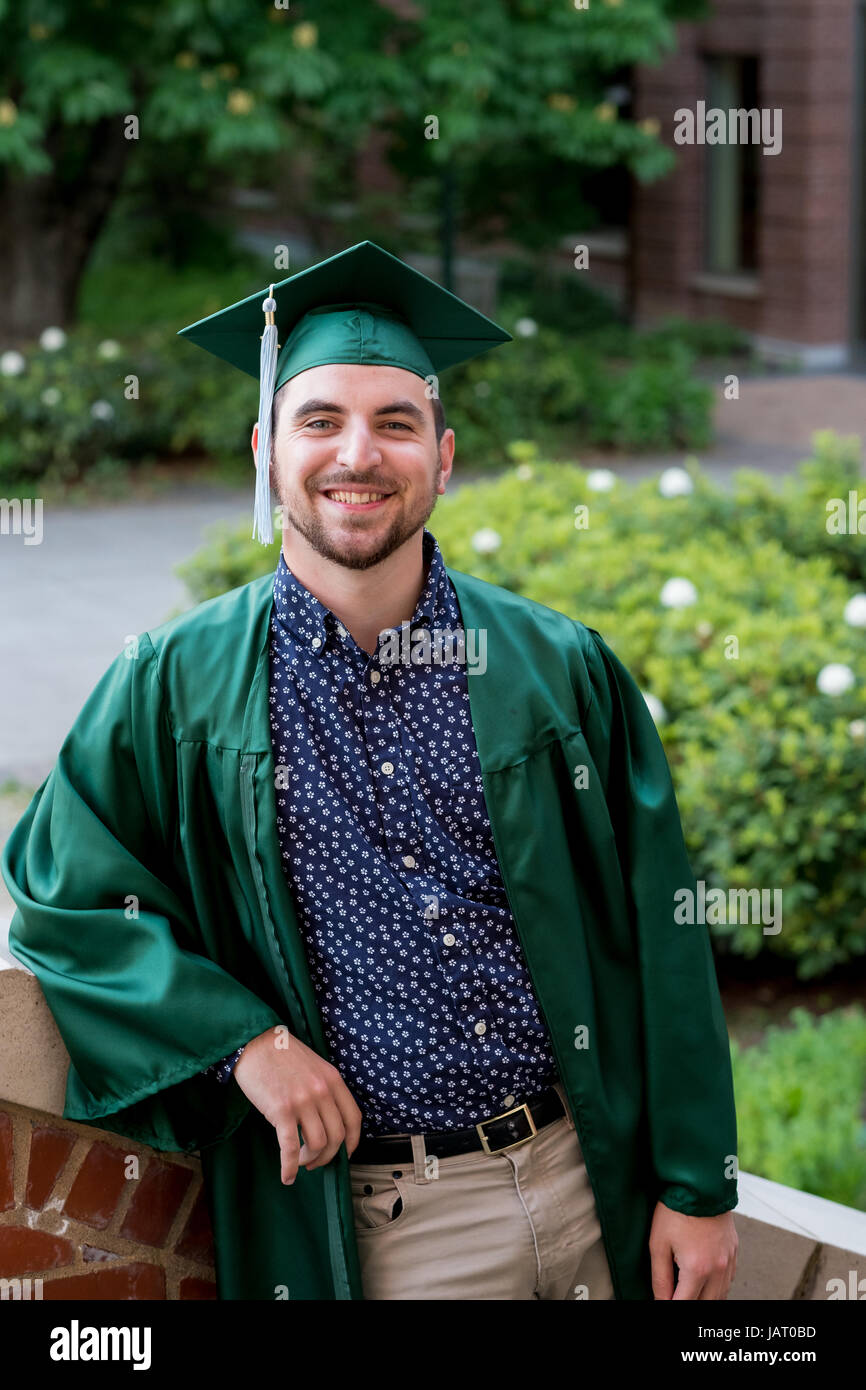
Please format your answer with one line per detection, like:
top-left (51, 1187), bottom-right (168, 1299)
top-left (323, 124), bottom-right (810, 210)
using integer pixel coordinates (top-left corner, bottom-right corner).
top-left (291, 397), bottom-right (428, 426)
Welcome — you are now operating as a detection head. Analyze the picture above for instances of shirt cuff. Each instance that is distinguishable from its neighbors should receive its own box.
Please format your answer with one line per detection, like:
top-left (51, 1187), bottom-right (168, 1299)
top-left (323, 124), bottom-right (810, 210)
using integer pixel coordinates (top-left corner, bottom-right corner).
top-left (201, 1044), bottom-right (247, 1084)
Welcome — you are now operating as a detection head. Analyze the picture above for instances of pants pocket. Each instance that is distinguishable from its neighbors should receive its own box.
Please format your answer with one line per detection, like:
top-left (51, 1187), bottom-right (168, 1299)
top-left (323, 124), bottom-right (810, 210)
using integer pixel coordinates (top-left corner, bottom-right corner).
top-left (351, 1169), bottom-right (412, 1233)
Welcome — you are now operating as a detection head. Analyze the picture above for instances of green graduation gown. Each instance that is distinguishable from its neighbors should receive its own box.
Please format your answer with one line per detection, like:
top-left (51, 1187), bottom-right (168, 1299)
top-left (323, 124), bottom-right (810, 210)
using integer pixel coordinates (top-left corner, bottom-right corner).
top-left (1, 562), bottom-right (738, 1300)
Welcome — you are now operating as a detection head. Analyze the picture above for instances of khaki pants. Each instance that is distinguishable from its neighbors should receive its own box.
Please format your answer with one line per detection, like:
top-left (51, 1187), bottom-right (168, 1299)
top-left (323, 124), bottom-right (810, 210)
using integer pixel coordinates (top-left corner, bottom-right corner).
top-left (349, 1080), bottom-right (615, 1300)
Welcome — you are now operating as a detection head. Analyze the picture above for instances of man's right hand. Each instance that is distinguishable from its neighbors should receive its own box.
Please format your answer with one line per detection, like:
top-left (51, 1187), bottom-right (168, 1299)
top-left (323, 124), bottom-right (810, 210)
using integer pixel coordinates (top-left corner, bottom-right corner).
top-left (233, 1026), bottom-right (363, 1185)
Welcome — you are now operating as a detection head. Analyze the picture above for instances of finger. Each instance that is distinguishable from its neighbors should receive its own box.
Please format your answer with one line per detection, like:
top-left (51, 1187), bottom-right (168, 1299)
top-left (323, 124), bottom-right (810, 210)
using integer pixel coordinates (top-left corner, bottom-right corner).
top-left (333, 1086), bottom-right (364, 1156)
top-left (698, 1270), bottom-right (725, 1300)
top-left (276, 1117), bottom-right (301, 1186)
top-left (671, 1265), bottom-right (704, 1300)
top-left (650, 1250), bottom-right (676, 1301)
top-left (296, 1102), bottom-right (329, 1166)
top-left (702, 1252), bottom-right (737, 1300)
top-left (300, 1096), bottom-right (348, 1170)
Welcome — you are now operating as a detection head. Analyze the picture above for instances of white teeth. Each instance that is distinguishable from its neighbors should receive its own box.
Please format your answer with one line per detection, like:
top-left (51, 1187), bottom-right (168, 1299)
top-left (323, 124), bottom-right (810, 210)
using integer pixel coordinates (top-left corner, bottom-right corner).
top-left (327, 491), bottom-right (389, 504)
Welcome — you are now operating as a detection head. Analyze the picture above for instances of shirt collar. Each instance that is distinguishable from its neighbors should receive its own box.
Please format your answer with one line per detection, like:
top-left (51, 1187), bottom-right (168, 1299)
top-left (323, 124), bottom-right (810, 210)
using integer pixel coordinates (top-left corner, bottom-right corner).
top-left (271, 526), bottom-right (457, 658)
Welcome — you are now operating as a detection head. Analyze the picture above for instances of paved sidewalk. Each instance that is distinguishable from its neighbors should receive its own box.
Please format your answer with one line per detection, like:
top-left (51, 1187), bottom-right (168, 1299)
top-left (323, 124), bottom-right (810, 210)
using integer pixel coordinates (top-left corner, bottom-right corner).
top-left (711, 371), bottom-right (866, 469)
top-left (588, 372), bottom-right (866, 484)
top-left (0, 483), bottom-right (251, 787)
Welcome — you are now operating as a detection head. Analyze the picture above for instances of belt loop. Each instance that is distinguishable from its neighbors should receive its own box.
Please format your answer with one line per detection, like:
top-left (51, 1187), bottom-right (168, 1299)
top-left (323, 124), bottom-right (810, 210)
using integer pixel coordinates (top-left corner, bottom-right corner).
top-left (411, 1134), bottom-right (431, 1184)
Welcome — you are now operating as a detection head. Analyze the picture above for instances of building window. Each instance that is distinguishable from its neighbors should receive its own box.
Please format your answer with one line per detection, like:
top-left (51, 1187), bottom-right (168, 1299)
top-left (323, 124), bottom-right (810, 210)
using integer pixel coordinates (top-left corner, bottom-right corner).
top-left (703, 55), bottom-right (760, 274)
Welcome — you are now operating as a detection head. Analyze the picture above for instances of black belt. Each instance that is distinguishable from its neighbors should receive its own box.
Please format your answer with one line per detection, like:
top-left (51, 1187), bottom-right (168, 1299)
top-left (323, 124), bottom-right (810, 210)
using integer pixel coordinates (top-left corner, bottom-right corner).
top-left (349, 1084), bottom-right (566, 1164)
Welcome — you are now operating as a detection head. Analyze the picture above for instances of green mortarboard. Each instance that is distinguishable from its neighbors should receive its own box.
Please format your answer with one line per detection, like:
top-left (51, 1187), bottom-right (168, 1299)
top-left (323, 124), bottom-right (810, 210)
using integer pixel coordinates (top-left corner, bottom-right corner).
top-left (177, 240), bottom-right (512, 544)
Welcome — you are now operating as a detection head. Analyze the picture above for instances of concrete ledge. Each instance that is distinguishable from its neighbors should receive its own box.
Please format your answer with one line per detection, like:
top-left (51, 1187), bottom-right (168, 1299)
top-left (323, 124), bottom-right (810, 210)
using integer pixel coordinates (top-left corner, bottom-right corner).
top-left (690, 271), bottom-right (762, 299)
top-left (0, 961), bottom-right (68, 1115)
top-left (750, 335), bottom-right (852, 371)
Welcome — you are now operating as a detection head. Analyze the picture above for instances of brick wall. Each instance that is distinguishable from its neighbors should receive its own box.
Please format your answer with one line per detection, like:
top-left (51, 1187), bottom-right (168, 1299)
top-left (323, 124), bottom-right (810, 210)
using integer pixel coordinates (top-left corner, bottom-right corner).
top-left (631, 0), bottom-right (859, 352)
top-left (0, 1102), bottom-right (216, 1300)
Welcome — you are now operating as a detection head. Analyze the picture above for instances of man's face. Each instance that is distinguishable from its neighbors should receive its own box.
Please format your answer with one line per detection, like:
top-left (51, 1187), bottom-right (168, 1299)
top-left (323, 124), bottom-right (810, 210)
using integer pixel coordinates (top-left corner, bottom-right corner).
top-left (259, 363), bottom-right (455, 571)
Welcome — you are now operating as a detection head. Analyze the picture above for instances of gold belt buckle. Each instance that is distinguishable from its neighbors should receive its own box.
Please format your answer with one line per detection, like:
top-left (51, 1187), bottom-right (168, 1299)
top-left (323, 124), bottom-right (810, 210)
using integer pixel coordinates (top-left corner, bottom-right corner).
top-left (475, 1101), bottom-right (537, 1156)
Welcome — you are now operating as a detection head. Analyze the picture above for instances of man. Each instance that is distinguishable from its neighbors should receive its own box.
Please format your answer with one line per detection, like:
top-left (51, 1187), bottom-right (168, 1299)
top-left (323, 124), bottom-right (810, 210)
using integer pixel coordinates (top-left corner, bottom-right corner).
top-left (2, 242), bottom-right (738, 1302)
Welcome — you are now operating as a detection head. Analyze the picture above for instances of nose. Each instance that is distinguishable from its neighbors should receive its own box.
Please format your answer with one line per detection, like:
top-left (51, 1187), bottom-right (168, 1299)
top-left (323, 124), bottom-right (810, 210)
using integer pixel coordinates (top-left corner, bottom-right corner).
top-left (334, 418), bottom-right (383, 470)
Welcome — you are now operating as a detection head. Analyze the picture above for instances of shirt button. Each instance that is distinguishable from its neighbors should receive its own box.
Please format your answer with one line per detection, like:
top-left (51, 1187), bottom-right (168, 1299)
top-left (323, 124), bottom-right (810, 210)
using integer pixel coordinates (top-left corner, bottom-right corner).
top-left (474, 1021), bottom-right (487, 1036)
top-left (311, 636), bottom-right (322, 649)
top-left (503, 1095), bottom-right (515, 1108)
top-left (370, 670), bottom-right (381, 685)
top-left (442, 933), bottom-right (456, 946)
top-left (402, 854), bottom-right (416, 868)
top-left (381, 761), bottom-right (394, 775)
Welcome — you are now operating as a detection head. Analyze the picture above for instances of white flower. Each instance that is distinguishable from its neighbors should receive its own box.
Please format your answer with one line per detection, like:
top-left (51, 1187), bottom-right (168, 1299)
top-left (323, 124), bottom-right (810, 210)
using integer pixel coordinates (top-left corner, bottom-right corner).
top-left (0, 350), bottom-right (26, 376)
top-left (471, 527), bottom-right (501, 554)
top-left (39, 326), bottom-right (66, 351)
top-left (41, 387), bottom-right (61, 407)
top-left (91, 399), bottom-right (115, 421)
top-left (843, 593), bottom-right (866, 628)
top-left (586, 468), bottom-right (616, 492)
top-left (642, 692), bottom-right (667, 724)
top-left (515, 463), bottom-right (533, 480)
top-left (817, 663), bottom-right (855, 696)
top-left (848, 718), bottom-right (866, 741)
top-left (695, 619), bottom-right (714, 639)
top-left (660, 577), bottom-right (698, 609)
top-left (474, 380), bottom-right (491, 398)
top-left (97, 338), bottom-right (121, 360)
top-left (514, 317), bottom-right (538, 337)
top-left (659, 466), bottom-right (693, 498)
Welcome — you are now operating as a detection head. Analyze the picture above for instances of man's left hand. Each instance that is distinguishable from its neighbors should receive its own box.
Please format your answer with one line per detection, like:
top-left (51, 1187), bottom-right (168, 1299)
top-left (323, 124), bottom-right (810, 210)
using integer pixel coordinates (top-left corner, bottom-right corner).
top-left (649, 1202), bottom-right (738, 1300)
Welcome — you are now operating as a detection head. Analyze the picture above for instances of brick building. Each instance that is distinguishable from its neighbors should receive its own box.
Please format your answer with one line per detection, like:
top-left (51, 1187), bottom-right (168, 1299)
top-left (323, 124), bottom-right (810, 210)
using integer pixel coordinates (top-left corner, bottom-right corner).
top-left (581, 0), bottom-right (865, 367)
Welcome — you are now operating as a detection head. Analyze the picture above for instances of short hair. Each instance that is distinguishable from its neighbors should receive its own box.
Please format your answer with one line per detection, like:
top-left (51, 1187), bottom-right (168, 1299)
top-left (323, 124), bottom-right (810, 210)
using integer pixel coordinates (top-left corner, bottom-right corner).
top-left (270, 381), bottom-right (446, 456)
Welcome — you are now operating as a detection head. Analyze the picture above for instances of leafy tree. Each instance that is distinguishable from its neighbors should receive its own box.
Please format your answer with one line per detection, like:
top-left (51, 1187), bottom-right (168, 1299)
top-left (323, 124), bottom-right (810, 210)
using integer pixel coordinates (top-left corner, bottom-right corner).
top-left (0, 0), bottom-right (705, 339)
top-left (0, 0), bottom-right (392, 336)
top-left (381, 0), bottom-right (707, 283)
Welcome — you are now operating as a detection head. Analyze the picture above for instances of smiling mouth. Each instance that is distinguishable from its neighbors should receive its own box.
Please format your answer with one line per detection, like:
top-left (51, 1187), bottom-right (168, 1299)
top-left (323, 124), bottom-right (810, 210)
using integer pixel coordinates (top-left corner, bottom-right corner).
top-left (320, 488), bottom-right (395, 509)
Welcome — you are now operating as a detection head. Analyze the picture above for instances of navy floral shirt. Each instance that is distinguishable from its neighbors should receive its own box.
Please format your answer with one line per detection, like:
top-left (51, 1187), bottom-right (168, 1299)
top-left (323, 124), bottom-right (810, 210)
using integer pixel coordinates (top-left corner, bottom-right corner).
top-left (204, 527), bottom-right (558, 1135)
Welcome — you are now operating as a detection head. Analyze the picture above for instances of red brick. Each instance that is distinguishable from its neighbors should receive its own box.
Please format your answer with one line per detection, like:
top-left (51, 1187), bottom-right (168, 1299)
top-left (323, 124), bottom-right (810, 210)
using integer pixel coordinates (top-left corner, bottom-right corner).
top-left (0, 1111), bottom-right (13, 1212)
top-left (26, 1124), bottom-right (76, 1210)
top-left (63, 1141), bottom-right (130, 1229)
top-left (178, 1276), bottom-right (218, 1299)
top-left (173, 1186), bottom-right (214, 1266)
top-left (0, 1226), bottom-right (74, 1275)
top-left (44, 1262), bottom-right (166, 1300)
top-left (119, 1160), bottom-right (193, 1247)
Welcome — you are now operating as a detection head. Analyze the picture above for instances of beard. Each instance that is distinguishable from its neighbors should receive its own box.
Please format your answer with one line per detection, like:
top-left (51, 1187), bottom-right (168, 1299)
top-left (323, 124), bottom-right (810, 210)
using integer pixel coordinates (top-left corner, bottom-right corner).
top-left (271, 453), bottom-right (443, 571)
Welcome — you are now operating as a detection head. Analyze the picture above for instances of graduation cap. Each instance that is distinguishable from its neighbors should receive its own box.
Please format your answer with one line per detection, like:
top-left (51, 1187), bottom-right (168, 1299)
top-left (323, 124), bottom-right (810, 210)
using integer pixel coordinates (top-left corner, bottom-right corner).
top-left (177, 240), bottom-right (512, 544)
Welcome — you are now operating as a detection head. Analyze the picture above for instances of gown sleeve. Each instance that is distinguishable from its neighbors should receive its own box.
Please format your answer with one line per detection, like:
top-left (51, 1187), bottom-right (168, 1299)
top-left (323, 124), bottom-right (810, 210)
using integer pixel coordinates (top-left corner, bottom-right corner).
top-left (578, 624), bottom-right (739, 1218)
top-left (0, 634), bottom-right (284, 1155)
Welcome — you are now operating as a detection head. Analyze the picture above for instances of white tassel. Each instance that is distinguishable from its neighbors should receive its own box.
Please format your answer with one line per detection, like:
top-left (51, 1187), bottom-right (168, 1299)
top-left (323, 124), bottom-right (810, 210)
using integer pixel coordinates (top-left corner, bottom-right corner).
top-left (253, 286), bottom-right (279, 544)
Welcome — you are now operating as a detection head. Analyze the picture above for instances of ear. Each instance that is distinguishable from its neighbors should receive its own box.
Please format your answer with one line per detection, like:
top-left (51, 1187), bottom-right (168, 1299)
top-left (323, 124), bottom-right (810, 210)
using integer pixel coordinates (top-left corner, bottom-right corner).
top-left (436, 428), bottom-right (456, 493)
top-left (251, 421), bottom-right (259, 467)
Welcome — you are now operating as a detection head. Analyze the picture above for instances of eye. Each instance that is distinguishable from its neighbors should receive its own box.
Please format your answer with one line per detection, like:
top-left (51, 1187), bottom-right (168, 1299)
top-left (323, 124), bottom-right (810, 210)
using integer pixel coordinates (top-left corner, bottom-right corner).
top-left (383, 420), bottom-right (411, 430)
top-left (306, 419), bottom-right (334, 429)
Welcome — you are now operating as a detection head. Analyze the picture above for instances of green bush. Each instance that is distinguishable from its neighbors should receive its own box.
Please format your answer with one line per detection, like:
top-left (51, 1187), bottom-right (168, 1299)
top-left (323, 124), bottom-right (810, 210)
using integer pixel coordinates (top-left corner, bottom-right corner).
top-left (497, 262), bottom-right (751, 359)
top-left (587, 344), bottom-right (714, 452)
top-left (731, 1006), bottom-right (866, 1210)
top-left (632, 314), bottom-right (752, 361)
top-left (444, 319), bottom-right (714, 464)
top-left (0, 331), bottom-right (166, 487)
top-left (0, 328), bottom-right (258, 489)
top-left (727, 430), bottom-right (866, 588)
top-left (177, 433), bottom-right (866, 979)
top-left (1, 250), bottom-right (724, 486)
